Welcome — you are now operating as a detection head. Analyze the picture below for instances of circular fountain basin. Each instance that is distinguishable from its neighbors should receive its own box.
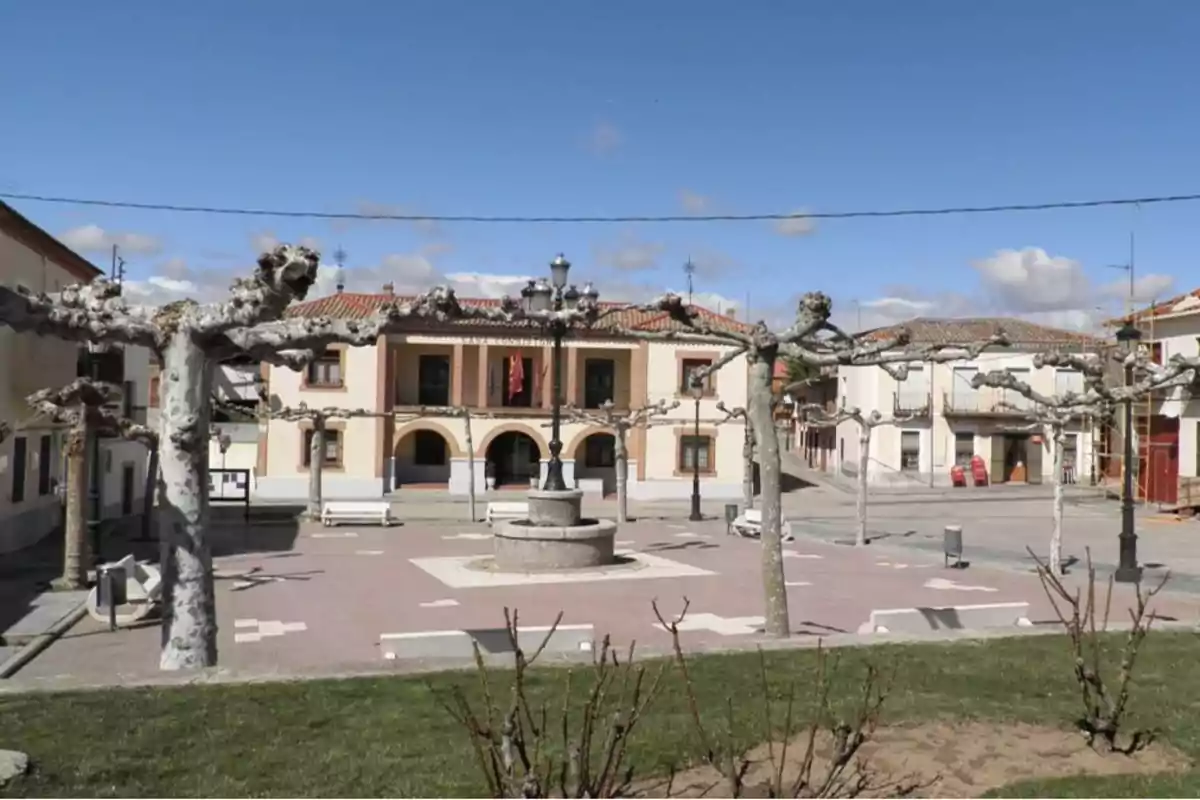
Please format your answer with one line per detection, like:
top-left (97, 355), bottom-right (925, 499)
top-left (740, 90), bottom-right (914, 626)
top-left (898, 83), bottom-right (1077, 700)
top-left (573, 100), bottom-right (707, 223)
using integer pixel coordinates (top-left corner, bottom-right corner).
top-left (493, 518), bottom-right (619, 571)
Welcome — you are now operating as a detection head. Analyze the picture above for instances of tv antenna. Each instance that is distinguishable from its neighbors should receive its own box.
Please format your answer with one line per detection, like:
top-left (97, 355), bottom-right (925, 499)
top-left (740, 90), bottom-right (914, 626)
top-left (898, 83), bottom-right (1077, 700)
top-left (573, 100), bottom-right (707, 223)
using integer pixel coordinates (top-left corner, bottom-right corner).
top-left (333, 245), bottom-right (347, 294)
top-left (683, 257), bottom-right (696, 305)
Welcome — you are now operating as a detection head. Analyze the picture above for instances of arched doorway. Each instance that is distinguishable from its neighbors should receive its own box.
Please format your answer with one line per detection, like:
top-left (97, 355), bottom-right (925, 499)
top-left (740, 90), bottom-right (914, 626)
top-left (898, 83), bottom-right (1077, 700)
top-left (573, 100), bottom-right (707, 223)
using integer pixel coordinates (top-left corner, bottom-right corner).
top-left (486, 431), bottom-right (541, 488)
top-left (574, 432), bottom-right (616, 495)
top-left (394, 428), bottom-right (454, 488)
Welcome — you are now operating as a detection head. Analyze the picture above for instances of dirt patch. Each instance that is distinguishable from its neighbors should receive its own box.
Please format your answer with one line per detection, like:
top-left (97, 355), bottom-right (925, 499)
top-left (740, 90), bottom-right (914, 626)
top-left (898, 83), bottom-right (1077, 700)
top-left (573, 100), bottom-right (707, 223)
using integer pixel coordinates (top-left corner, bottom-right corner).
top-left (641, 720), bottom-right (1191, 797)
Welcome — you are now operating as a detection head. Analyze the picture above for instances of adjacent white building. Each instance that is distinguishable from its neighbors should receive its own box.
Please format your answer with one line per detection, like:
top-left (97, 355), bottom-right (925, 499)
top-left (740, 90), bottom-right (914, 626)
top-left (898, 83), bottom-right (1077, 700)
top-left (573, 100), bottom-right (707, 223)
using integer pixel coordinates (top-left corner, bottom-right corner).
top-left (833, 318), bottom-right (1107, 487)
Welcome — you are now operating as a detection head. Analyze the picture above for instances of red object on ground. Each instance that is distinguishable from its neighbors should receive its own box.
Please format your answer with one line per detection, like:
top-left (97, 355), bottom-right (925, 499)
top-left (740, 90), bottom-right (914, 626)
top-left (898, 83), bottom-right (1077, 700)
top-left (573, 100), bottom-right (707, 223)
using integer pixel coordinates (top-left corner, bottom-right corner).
top-left (970, 455), bottom-right (989, 487)
top-left (950, 465), bottom-right (967, 487)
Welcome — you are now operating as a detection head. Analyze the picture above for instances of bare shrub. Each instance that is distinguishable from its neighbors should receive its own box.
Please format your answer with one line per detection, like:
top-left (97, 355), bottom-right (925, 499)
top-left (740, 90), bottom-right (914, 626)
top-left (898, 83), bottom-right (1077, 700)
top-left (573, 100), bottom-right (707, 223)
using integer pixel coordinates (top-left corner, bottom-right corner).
top-left (1031, 546), bottom-right (1168, 754)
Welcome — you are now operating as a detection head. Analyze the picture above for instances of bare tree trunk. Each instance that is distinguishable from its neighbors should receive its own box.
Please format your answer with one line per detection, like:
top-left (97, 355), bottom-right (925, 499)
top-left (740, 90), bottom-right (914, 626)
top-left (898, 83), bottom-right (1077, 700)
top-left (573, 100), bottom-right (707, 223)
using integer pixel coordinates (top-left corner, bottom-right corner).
top-left (306, 417), bottom-right (325, 520)
top-left (464, 409), bottom-right (476, 522)
top-left (747, 352), bottom-right (790, 638)
top-left (157, 333), bottom-right (216, 671)
top-left (743, 421), bottom-right (755, 510)
top-left (140, 439), bottom-right (159, 540)
top-left (857, 426), bottom-right (871, 547)
top-left (1051, 424), bottom-right (1065, 576)
top-left (59, 420), bottom-right (89, 589)
top-left (614, 429), bottom-right (629, 523)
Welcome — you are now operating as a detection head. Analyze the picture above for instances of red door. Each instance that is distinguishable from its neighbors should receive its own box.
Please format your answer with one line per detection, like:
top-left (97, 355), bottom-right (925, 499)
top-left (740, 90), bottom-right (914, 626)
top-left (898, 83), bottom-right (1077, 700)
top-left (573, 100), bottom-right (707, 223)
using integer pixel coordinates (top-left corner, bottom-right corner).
top-left (1138, 416), bottom-right (1179, 505)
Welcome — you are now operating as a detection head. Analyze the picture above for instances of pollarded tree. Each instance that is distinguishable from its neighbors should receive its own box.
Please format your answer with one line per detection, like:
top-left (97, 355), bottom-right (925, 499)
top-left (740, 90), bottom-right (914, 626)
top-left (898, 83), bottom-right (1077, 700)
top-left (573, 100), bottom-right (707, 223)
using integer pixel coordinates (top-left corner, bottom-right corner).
top-left (0, 245), bottom-right (484, 670)
top-left (798, 404), bottom-right (919, 548)
top-left (715, 401), bottom-right (756, 511)
top-left (598, 293), bottom-right (1007, 638)
top-left (25, 378), bottom-right (156, 588)
top-left (557, 400), bottom-right (679, 523)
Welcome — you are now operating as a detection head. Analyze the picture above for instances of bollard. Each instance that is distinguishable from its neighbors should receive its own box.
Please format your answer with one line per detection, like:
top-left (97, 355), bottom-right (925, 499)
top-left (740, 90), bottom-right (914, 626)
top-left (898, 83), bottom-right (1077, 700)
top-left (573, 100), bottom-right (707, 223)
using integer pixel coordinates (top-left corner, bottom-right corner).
top-left (943, 525), bottom-right (964, 569)
top-left (724, 503), bottom-right (739, 536)
top-left (96, 564), bottom-right (128, 632)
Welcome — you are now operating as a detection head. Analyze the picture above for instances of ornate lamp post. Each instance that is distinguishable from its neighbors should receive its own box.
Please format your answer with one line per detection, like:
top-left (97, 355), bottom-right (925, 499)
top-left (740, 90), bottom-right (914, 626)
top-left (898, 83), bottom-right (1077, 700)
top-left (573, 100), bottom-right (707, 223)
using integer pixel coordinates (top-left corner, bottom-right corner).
top-left (1114, 318), bottom-right (1143, 583)
top-left (216, 429), bottom-right (232, 471)
top-left (689, 379), bottom-right (704, 521)
top-left (521, 255), bottom-right (597, 492)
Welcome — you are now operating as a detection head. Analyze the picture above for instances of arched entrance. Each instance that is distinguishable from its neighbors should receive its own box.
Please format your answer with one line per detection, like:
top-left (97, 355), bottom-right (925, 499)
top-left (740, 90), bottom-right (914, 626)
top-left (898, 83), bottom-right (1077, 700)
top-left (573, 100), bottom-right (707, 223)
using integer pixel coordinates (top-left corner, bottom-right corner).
top-left (394, 428), bottom-right (455, 488)
top-left (574, 432), bottom-right (616, 495)
top-left (486, 431), bottom-right (542, 488)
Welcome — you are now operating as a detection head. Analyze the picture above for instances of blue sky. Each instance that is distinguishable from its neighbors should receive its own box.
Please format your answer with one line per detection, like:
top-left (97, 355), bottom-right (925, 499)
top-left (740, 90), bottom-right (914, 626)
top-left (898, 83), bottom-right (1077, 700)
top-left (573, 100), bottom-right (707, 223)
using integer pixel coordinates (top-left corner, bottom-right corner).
top-left (2, 1), bottom-right (1199, 329)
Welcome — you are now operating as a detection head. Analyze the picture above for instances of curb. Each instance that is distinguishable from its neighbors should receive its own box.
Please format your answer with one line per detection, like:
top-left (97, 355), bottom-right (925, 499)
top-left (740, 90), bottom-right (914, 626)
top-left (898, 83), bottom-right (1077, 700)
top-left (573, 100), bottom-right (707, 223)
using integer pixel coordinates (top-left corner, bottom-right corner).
top-left (0, 601), bottom-right (88, 680)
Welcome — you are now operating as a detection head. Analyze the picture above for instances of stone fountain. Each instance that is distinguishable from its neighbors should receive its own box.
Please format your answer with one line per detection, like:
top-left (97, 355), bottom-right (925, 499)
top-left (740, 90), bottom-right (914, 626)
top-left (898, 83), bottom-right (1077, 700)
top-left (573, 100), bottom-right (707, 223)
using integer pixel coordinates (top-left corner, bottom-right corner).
top-left (493, 488), bottom-right (618, 571)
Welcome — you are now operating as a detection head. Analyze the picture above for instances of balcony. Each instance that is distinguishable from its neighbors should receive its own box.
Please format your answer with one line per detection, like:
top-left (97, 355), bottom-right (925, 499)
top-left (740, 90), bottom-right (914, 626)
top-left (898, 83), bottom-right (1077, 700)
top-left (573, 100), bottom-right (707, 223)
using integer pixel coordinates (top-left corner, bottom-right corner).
top-left (893, 390), bottom-right (931, 417)
top-left (942, 390), bottom-right (1036, 418)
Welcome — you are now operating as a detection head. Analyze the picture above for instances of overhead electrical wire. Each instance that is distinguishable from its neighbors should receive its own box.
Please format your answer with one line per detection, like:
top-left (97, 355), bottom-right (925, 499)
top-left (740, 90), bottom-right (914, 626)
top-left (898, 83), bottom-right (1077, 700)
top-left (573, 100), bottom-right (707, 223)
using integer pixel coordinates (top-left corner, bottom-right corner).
top-left (1, 189), bottom-right (1198, 224)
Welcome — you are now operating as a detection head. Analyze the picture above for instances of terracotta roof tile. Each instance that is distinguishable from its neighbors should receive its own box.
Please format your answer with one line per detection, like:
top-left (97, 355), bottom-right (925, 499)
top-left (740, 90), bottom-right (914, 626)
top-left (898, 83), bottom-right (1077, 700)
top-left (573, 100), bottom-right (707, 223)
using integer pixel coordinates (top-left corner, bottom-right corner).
top-left (862, 317), bottom-right (1105, 350)
top-left (286, 292), bottom-right (754, 337)
top-left (1117, 291), bottom-right (1200, 325)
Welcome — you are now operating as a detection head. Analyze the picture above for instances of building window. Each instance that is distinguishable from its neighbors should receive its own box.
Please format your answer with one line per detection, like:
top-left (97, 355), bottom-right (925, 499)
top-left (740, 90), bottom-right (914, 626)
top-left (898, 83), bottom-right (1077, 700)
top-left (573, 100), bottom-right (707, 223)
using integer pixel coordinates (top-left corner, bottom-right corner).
top-left (1061, 433), bottom-right (1078, 484)
top-left (302, 429), bottom-right (342, 466)
top-left (679, 434), bottom-right (713, 473)
top-left (123, 380), bottom-right (135, 419)
top-left (10, 436), bottom-right (27, 503)
top-left (950, 367), bottom-right (979, 410)
top-left (584, 435), bottom-right (616, 468)
top-left (413, 430), bottom-right (448, 466)
top-left (954, 432), bottom-right (974, 467)
top-left (305, 350), bottom-right (342, 388)
top-left (149, 374), bottom-right (160, 408)
top-left (37, 435), bottom-right (52, 496)
top-left (584, 359), bottom-right (616, 409)
top-left (1150, 342), bottom-right (1164, 364)
top-left (680, 358), bottom-right (714, 396)
top-left (900, 431), bottom-right (921, 471)
top-left (418, 355), bottom-right (451, 406)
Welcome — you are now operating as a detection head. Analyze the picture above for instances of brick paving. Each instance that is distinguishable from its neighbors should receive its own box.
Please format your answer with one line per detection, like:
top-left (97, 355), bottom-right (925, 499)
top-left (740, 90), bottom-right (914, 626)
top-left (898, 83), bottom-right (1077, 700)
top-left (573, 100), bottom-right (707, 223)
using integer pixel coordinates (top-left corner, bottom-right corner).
top-left (10, 510), bottom-right (1198, 686)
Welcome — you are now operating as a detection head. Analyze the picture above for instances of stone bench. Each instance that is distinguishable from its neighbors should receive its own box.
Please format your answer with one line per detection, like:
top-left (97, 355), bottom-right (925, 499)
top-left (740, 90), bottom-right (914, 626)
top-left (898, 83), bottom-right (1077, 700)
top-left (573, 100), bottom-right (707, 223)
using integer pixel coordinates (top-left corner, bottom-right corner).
top-left (86, 554), bottom-right (162, 626)
top-left (729, 508), bottom-right (794, 541)
top-left (321, 501), bottom-right (393, 527)
top-left (486, 501), bottom-right (529, 525)
top-left (380, 623), bottom-right (595, 660)
top-left (856, 601), bottom-right (1032, 635)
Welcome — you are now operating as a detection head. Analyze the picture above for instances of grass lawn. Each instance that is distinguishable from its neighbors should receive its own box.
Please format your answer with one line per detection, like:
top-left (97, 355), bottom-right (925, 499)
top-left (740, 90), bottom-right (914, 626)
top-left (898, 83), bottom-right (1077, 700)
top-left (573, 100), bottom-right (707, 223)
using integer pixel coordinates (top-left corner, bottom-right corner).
top-left (2, 631), bottom-right (1200, 797)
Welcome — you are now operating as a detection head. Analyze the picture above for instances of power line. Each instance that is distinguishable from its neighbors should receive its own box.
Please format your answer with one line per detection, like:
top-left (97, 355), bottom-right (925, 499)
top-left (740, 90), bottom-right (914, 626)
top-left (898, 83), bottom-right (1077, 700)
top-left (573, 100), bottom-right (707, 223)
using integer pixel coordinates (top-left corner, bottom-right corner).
top-left (3, 189), bottom-right (1200, 224)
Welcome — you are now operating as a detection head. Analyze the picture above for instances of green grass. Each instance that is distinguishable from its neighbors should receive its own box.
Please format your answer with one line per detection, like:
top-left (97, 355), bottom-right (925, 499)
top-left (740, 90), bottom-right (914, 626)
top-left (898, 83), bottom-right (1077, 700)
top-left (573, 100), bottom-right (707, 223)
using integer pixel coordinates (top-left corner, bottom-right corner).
top-left (3, 631), bottom-right (1200, 797)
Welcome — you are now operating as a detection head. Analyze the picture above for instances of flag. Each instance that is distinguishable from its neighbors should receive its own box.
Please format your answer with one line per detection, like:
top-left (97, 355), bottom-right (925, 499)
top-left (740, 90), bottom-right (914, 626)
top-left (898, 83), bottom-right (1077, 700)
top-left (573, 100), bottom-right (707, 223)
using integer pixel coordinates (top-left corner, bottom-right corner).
top-left (507, 353), bottom-right (525, 401)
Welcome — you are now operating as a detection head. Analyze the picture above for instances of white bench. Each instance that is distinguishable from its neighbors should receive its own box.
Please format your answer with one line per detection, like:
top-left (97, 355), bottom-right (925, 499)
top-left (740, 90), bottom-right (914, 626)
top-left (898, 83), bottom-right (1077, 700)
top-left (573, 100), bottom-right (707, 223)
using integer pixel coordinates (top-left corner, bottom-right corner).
top-left (486, 501), bottom-right (529, 525)
top-left (87, 554), bottom-right (162, 626)
top-left (856, 602), bottom-right (1032, 635)
top-left (729, 508), bottom-right (794, 542)
top-left (321, 500), bottom-right (393, 527)
top-left (381, 624), bottom-right (594, 660)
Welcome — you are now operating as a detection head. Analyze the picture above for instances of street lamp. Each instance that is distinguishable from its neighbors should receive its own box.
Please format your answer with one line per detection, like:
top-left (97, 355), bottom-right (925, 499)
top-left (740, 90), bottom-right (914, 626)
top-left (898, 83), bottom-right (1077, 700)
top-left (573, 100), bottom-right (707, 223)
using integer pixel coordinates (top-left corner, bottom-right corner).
top-left (520, 254), bottom-right (599, 492)
top-left (1114, 318), bottom-right (1142, 583)
top-left (689, 380), bottom-right (704, 521)
top-left (216, 429), bottom-right (232, 471)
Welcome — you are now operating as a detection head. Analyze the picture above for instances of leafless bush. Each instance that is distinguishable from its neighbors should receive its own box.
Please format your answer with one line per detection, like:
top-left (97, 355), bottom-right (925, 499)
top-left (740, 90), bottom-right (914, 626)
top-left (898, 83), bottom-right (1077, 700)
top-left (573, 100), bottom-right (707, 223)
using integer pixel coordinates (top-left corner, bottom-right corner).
top-left (651, 599), bottom-right (924, 798)
top-left (432, 608), bottom-right (668, 798)
top-left (1031, 546), bottom-right (1168, 754)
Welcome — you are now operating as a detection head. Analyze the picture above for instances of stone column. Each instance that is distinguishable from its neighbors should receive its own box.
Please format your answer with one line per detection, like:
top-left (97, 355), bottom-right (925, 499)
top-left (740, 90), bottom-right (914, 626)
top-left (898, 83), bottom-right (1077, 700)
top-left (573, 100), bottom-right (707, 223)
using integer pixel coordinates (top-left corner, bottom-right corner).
top-left (477, 344), bottom-right (490, 407)
top-left (451, 343), bottom-right (464, 406)
top-left (566, 346), bottom-right (580, 405)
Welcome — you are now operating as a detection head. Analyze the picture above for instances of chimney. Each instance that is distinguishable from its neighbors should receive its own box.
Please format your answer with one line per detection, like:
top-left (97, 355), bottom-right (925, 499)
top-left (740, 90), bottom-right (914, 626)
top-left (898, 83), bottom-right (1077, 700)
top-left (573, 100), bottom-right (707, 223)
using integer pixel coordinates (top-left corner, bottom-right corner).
top-left (727, 308), bottom-right (737, 319)
top-left (382, 282), bottom-right (395, 296)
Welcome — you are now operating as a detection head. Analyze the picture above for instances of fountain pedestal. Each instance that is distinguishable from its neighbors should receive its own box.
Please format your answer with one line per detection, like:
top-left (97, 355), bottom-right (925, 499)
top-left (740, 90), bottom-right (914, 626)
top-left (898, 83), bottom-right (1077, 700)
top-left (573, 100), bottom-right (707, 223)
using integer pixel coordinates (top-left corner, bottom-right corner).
top-left (493, 489), bottom-right (618, 571)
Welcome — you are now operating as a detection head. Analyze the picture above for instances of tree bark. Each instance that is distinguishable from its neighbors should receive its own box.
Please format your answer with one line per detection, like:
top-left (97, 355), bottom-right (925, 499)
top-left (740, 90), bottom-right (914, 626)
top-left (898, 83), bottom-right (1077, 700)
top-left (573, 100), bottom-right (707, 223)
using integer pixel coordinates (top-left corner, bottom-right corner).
top-left (1051, 424), bottom-right (1065, 576)
top-left (464, 409), bottom-right (476, 522)
top-left (743, 421), bottom-right (755, 510)
top-left (747, 351), bottom-right (790, 638)
top-left (157, 333), bottom-right (217, 671)
top-left (59, 419), bottom-right (89, 589)
top-left (614, 428), bottom-right (629, 524)
top-left (306, 417), bottom-right (325, 520)
top-left (140, 438), bottom-right (159, 540)
top-left (857, 425), bottom-right (871, 547)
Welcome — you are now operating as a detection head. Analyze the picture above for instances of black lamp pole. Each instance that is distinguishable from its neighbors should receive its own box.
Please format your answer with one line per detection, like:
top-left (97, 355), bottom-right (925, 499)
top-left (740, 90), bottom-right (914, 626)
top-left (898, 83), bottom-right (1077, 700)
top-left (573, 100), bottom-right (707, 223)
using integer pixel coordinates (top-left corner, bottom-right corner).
top-left (530, 255), bottom-right (594, 493)
top-left (689, 382), bottom-right (703, 521)
top-left (1114, 318), bottom-right (1143, 583)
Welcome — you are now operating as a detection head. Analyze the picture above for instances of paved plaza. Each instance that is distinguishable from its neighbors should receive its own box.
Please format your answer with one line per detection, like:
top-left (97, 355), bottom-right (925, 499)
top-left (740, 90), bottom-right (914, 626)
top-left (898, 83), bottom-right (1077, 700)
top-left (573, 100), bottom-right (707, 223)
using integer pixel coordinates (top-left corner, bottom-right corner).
top-left (6, 483), bottom-right (1199, 687)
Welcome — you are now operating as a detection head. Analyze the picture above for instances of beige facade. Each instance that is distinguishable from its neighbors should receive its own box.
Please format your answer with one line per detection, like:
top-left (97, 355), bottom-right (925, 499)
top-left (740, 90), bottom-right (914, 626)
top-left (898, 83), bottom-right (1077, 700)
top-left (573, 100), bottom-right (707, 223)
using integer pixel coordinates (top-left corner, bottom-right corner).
top-left (0, 202), bottom-right (152, 552)
top-left (253, 293), bottom-right (750, 501)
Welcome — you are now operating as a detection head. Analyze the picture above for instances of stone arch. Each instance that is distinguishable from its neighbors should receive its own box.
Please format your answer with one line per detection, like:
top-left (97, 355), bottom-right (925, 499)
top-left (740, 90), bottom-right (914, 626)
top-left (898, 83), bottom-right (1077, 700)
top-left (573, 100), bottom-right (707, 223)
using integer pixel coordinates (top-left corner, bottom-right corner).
top-left (566, 425), bottom-right (616, 458)
top-left (393, 420), bottom-right (464, 458)
top-left (477, 423), bottom-right (549, 459)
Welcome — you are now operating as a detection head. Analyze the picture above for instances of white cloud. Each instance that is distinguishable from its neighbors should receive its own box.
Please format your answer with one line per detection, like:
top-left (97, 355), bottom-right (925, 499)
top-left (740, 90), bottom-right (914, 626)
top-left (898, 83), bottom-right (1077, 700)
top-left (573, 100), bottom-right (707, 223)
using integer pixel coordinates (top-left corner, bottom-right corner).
top-left (1098, 273), bottom-right (1175, 305)
top-left (60, 224), bottom-right (162, 255)
top-left (773, 209), bottom-right (817, 237)
top-left (679, 190), bottom-right (711, 214)
top-left (587, 121), bottom-right (623, 155)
